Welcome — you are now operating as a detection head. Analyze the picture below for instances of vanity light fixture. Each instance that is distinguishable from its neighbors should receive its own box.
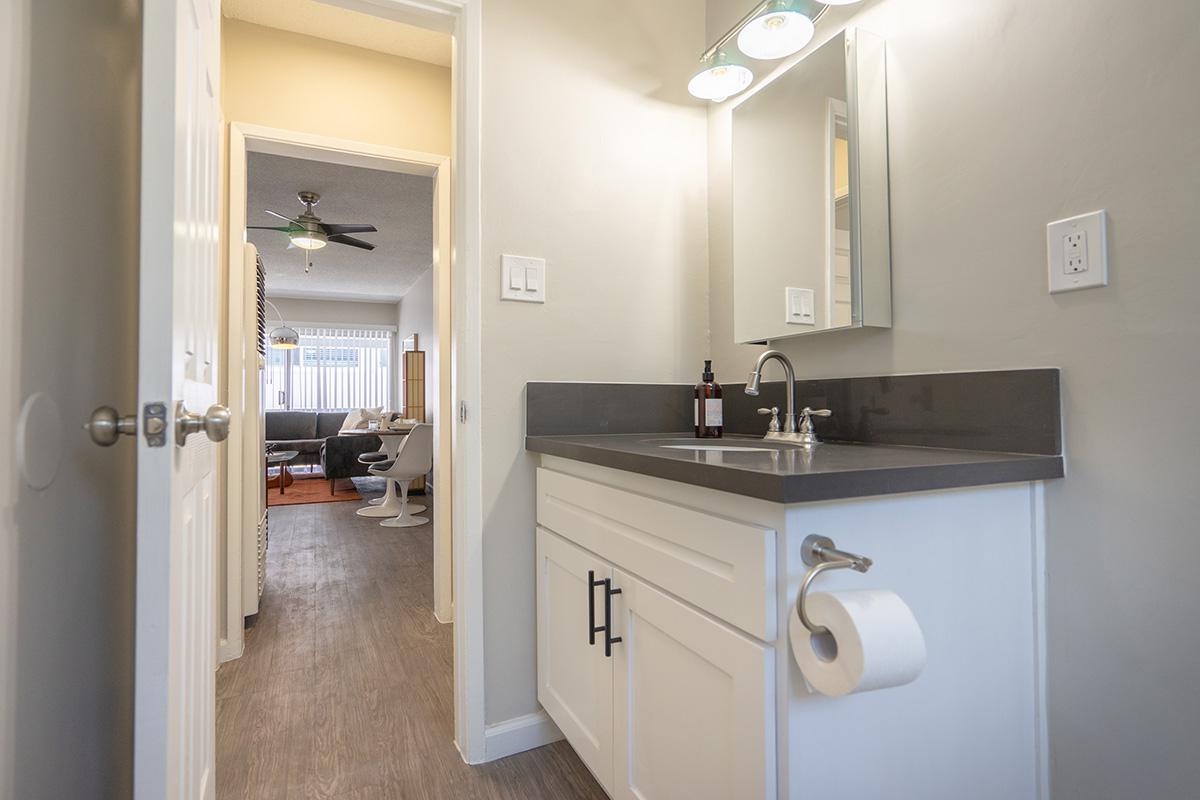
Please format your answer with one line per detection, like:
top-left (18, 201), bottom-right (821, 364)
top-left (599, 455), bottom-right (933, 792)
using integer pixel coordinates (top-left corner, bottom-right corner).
top-left (690, 0), bottom-right (863, 102)
top-left (687, 51), bottom-right (754, 101)
top-left (737, 0), bottom-right (816, 60)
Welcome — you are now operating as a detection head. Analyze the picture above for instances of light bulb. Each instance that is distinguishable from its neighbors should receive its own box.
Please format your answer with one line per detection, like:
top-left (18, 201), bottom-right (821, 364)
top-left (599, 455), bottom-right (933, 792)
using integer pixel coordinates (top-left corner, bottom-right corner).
top-left (290, 232), bottom-right (327, 250)
top-left (737, 8), bottom-right (815, 60)
top-left (688, 56), bottom-right (754, 101)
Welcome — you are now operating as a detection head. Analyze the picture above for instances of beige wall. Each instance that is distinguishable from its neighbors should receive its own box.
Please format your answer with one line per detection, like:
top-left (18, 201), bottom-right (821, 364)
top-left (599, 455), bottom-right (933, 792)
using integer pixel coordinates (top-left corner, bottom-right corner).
top-left (708, 0), bottom-right (1200, 796)
top-left (396, 268), bottom-right (436, 424)
top-left (478, 0), bottom-right (711, 724)
top-left (222, 18), bottom-right (451, 155)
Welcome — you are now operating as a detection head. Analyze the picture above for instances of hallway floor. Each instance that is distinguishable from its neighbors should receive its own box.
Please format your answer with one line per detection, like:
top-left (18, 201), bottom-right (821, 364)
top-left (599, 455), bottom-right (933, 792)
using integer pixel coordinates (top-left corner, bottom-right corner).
top-left (216, 497), bottom-right (607, 799)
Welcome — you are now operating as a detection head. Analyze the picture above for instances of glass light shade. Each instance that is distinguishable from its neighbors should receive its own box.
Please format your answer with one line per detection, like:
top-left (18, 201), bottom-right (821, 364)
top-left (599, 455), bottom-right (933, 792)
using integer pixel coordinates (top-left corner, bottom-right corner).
top-left (737, 7), bottom-right (815, 60)
top-left (819, 0), bottom-right (863, 4)
top-left (269, 325), bottom-right (299, 349)
top-left (688, 54), bottom-right (754, 101)
top-left (290, 231), bottom-right (327, 250)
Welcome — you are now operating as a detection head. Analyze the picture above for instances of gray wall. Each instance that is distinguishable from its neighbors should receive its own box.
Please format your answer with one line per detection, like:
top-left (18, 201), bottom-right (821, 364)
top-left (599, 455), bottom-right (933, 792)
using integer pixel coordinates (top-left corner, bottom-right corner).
top-left (478, 0), bottom-right (710, 724)
top-left (708, 0), bottom-right (1200, 796)
top-left (267, 296), bottom-right (400, 328)
top-left (0, 1), bottom-right (139, 797)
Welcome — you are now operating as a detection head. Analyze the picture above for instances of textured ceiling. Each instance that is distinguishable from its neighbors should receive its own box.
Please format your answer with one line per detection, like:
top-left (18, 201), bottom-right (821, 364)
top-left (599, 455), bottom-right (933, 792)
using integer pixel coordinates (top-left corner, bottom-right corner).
top-left (222, 0), bottom-right (451, 67)
top-left (247, 152), bottom-right (433, 303)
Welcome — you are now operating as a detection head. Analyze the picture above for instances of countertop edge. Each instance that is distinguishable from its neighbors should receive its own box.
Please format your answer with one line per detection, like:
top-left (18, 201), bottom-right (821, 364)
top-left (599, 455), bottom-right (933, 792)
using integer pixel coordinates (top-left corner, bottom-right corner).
top-left (525, 435), bottom-right (1065, 504)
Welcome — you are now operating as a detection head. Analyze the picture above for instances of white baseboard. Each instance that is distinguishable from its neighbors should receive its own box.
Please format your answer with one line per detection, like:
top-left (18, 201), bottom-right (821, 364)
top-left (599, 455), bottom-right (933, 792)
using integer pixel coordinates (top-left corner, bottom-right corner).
top-left (217, 636), bottom-right (243, 664)
top-left (483, 710), bottom-right (563, 762)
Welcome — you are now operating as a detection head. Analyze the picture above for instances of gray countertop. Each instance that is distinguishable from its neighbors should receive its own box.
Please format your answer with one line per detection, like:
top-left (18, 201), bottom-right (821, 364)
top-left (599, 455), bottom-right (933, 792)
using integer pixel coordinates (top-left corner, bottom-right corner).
top-left (526, 433), bottom-right (1064, 504)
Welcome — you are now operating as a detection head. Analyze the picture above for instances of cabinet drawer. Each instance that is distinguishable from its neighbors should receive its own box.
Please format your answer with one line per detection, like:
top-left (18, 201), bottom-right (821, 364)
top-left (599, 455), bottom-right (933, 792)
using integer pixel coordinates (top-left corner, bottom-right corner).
top-left (537, 468), bottom-right (777, 641)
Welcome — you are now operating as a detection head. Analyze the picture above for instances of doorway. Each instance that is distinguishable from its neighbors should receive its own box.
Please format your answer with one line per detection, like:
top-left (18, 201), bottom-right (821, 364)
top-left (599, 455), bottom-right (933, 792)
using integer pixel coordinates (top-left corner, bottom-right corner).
top-left (223, 124), bottom-right (454, 644)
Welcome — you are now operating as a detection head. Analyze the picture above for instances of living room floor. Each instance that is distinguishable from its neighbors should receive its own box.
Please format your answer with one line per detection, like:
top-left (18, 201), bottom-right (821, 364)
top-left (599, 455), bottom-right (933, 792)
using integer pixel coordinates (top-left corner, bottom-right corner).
top-left (215, 494), bottom-right (607, 799)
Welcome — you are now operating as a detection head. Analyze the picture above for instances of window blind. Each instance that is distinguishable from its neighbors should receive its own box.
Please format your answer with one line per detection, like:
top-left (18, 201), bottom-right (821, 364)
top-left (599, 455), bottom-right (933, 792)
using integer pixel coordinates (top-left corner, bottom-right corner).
top-left (264, 326), bottom-right (392, 411)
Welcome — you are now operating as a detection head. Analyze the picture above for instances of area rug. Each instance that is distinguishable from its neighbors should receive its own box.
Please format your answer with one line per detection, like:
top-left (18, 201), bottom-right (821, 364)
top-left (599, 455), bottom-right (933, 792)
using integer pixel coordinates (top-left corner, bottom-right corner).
top-left (267, 472), bottom-right (362, 507)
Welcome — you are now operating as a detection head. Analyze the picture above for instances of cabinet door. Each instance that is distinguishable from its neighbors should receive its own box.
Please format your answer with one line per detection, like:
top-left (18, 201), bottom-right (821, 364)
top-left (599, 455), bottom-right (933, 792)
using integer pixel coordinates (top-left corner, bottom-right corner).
top-left (613, 570), bottom-right (776, 800)
top-left (536, 527), bottom-right (614, 793)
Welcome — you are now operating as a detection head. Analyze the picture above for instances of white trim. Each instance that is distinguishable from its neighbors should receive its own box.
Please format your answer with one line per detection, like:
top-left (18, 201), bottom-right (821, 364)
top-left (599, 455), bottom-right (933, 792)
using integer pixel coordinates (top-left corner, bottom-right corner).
top-left (317, 0), bottom-right (463, 33)
top-left (483, 711), bottom-right (564, 763)
top-left (1030, 482), bottom-right (1050, 800)
top-left (223, 120), bottom-right (455, 673)
top-left (446, 0), bottom-right (487, 765)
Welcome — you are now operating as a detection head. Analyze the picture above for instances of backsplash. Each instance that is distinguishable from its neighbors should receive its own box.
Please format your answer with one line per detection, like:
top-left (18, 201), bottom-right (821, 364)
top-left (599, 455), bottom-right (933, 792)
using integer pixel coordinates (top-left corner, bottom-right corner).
top-left (527, 368), bottom-right (1061, 455)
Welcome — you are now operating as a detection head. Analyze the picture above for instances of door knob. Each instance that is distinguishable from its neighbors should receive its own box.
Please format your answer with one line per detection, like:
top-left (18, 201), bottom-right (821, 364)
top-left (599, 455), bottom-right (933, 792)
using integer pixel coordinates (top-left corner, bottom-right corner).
top-left (85, 405), bottom-right (138, 446)
top-left (175, 401), bottom-right (231, 446)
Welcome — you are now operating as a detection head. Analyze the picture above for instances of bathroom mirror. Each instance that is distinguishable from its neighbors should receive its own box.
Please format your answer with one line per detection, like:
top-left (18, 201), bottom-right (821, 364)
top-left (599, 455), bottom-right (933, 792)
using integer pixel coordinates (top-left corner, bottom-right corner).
top-left (732, 28), bottom-right (890, 344)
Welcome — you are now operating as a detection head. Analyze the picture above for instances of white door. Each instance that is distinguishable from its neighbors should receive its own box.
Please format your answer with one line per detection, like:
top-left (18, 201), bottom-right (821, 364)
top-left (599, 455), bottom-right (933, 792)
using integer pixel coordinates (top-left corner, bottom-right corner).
top-left (536, 528), bottom-right (615, 792)
top-left (612, 571), bottom-right (776, 800)
top-left (134, 0), bottom-right (223, 798)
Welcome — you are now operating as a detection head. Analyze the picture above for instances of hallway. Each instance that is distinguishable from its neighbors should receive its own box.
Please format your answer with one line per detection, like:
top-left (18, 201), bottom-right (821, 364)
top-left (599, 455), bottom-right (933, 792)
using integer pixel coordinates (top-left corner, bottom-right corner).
top-left (215, 497), bottom-right (606, 799)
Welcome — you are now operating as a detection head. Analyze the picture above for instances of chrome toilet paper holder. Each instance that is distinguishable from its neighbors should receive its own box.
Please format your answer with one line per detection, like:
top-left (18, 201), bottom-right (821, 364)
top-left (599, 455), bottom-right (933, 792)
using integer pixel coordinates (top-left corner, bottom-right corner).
top-left (797, 535), bottom-right (874, 635)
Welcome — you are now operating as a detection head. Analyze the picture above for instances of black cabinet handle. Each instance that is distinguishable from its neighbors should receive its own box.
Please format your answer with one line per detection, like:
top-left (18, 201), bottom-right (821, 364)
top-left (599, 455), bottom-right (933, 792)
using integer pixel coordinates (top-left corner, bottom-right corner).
top-left (588, 570), bottom-right (605, 646)
top-left (603, 578), bottom-right (622, 658)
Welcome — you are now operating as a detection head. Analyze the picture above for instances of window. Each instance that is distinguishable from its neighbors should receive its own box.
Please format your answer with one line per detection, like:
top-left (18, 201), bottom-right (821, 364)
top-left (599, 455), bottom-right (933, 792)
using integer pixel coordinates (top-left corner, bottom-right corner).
top-left (265, 326), bottom-right (392, 411)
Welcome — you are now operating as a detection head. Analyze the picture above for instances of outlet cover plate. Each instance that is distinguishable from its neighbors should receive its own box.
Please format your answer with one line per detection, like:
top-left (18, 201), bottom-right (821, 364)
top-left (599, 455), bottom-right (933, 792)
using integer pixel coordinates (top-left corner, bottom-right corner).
top-left (1047, 210), bottom-right (1107, 294)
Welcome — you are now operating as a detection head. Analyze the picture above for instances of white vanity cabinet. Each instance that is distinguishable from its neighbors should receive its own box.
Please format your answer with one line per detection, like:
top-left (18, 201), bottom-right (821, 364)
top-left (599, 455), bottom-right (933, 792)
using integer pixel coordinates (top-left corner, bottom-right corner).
top-left (536, 529), bottom-right (614, 793)
top-left (534, 455), bottom-right (1047, 800)
top-left (536, 527), bottom-right (776, 800)
top-left (612, 571), bottom-right (775, 800)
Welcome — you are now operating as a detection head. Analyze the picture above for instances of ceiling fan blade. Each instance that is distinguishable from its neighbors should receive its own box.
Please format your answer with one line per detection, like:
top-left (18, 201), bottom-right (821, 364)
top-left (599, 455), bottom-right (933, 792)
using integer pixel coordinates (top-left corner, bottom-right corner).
top-left (328, 234), bottom-right (376, 251)
top-left (264, 209), bottom-right (301, 224)
top-left (246, 226), bottom-right (295, 231)
top-left (320, 223), bottom-right (378, 235)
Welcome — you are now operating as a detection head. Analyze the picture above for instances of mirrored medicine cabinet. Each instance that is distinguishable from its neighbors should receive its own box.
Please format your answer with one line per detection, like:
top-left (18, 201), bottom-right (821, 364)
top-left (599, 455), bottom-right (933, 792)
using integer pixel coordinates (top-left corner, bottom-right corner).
top-left (732, 28), bottom-right (891, 344)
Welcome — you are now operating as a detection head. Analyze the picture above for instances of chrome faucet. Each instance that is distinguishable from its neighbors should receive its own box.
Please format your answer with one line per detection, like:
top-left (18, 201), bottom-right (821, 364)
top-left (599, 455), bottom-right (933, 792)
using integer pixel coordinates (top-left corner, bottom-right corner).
top-left (745, 350), bottom-right (832, 444)
top-left (745, 350), bottom-right (797, 435)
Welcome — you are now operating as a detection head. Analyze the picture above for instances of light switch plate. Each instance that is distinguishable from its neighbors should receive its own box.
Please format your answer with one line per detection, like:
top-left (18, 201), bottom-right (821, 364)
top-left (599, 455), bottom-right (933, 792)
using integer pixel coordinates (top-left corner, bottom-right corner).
top-left (786, 287), bottom-right (816, 325)
top-left (1047, 210), bottom-right (1107, 293)
top-left (501, 255), bottom-right (546, 303)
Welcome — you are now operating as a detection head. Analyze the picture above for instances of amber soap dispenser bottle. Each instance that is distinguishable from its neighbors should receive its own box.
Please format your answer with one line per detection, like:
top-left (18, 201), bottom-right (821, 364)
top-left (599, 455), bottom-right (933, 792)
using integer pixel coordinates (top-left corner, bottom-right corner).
top-left (694, 359), bottom-right (723, 439)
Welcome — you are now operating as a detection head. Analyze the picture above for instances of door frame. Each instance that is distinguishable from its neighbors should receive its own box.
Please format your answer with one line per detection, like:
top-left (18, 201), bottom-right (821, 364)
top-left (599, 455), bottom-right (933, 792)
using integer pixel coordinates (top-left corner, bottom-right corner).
top-left (220, 0), bottom-right (486, 764)
top-left (224, 122), bottom-right (452, 641)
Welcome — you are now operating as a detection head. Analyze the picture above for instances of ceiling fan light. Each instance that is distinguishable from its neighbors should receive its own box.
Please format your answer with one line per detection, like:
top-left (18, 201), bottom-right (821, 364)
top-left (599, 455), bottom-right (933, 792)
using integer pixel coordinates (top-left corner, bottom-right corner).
top-left (290, 231), bottom-right (327, 250)
top-left (269, 325), bottom-right (300, 349)
top-left (737, 2), bottom-right (815, 60)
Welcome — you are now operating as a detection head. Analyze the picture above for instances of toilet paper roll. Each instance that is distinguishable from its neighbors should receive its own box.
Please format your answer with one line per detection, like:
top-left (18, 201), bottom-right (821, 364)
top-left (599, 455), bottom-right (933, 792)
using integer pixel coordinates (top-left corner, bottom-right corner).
top-left (789, 589), bottom-right (926, 697)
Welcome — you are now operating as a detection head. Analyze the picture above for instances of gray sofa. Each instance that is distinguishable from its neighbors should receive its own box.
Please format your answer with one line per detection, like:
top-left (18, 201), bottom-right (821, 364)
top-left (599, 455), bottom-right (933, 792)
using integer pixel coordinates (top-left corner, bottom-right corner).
top-left (264, 410), bottom-right (394, 494)
top-left (265, 411), bottom-right (349, 468)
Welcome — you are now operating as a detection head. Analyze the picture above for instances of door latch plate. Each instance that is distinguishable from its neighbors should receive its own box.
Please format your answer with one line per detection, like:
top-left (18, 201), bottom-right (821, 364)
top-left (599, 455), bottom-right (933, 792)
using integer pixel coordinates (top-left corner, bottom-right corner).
top-left (143, 402), bottom-right (168, 447)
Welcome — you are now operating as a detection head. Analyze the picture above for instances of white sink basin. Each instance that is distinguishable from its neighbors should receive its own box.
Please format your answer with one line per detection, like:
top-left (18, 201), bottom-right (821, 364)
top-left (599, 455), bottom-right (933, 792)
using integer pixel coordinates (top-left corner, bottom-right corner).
top-left (649, 437), bottom-right (798, 454)
top-left (659, 444), bottom-right (778, 453)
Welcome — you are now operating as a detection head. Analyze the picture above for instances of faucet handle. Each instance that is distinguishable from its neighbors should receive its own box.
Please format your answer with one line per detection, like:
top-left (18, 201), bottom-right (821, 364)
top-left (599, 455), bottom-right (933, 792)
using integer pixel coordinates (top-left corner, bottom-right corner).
top-left (756, 406), bottom-right (781, 433)
top-left (797, 408), bottom-right (832, 444)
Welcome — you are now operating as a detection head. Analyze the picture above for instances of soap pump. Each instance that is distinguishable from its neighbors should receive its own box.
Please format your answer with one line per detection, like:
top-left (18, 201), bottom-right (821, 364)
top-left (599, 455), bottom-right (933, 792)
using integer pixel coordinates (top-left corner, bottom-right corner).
top-left (695, 359), bottom-right (723, 439)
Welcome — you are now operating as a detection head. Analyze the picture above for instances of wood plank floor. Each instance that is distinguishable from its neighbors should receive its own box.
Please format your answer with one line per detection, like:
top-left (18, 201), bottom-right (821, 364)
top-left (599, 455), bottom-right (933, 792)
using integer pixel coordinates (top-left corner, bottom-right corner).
top-left (216, 495), bottom-right (608, 799)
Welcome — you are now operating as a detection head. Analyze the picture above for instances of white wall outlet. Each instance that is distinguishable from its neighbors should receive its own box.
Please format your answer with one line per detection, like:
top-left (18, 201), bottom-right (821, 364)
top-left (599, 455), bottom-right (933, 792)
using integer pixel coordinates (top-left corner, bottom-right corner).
top-left (501, 255), bottom-right (546, 303)
top-left (1047, 210), bottom-right (1107, 293)
top-left (785, 287), bottom-right (816, 325)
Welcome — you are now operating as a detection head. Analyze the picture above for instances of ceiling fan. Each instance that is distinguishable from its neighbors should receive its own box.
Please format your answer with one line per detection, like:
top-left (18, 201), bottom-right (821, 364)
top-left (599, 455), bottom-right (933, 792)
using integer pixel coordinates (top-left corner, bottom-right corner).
top-left (248, 190), bottom-right (377, 251)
